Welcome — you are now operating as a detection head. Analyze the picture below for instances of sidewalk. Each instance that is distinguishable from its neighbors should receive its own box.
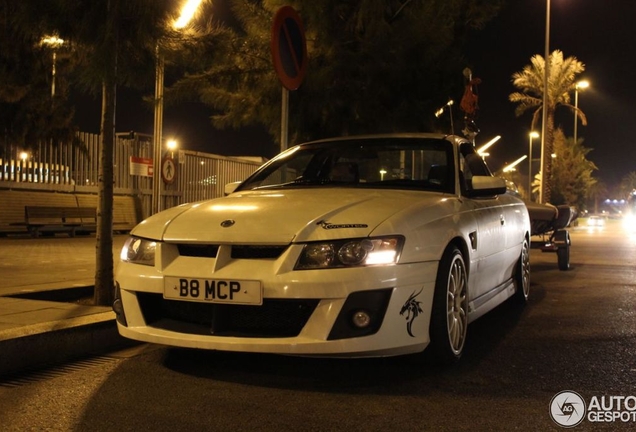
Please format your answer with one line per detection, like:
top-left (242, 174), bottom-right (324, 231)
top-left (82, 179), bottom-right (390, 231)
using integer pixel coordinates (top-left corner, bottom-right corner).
top-left (0, 234), bottom-right (133, 375)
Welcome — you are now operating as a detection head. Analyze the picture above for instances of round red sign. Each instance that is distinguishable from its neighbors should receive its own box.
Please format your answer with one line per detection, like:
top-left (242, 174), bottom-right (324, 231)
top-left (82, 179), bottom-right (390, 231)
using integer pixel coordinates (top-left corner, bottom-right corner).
top-left (270, 6), bottom-right (308, 91)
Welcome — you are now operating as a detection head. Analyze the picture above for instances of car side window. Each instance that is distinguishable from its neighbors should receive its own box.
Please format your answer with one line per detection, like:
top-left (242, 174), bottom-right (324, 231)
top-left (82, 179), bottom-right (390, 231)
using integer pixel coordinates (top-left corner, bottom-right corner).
top-left (459, 143), bottom-right (491, 195)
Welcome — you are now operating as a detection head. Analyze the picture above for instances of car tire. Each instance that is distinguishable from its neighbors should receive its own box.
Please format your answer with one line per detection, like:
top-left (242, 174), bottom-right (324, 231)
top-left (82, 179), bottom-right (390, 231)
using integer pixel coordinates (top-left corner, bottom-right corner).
top-left (557, 246), bottom-right (570, 271)
top-left (428, 245), bottom-right (468, 364)
top-left (512, 237), bottom-right (530, 305)
top-left (553, 230), bottom-right (571, 271)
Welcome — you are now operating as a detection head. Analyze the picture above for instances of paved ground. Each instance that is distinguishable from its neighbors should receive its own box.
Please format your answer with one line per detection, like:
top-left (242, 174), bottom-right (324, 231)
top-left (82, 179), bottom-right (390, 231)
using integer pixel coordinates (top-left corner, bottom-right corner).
top-left (0, 233), bottom-right (131, 375)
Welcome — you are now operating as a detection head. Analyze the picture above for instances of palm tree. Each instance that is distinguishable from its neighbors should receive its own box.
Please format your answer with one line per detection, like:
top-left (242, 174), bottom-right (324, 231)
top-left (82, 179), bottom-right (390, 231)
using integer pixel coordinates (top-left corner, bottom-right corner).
top-left (620, 172), bottom-right (636, 198)
top-left (509, 50), bottom-right (586, 204)
top-left (587, 180), bottom-right (608, 214)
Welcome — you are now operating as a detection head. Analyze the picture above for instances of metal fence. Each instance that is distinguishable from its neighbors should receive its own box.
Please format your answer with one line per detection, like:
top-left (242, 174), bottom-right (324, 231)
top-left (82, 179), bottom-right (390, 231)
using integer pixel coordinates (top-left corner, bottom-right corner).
top-left (0, 132), bottom-right (264, 219)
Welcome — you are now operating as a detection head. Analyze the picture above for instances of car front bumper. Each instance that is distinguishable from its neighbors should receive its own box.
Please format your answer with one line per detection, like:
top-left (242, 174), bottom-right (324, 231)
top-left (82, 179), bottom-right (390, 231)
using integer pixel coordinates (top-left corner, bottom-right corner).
top-left (114, 243), bottom-right (439, 357)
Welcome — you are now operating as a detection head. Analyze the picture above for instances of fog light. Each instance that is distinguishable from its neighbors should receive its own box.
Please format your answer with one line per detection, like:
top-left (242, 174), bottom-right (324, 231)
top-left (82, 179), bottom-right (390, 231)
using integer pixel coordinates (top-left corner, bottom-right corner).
top-left (112, 282), bottom-right (127, 326)
top-left (112, 298), bottom-right (123, 315)
top-left (328, 289), bottom-right (391, 340)
top-left (351, 310), bottom-right (371, 328)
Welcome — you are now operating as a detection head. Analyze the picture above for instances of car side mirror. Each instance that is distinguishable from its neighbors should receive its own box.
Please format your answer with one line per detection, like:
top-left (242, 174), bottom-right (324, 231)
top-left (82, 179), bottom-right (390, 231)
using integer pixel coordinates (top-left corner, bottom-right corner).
top-left (465, 176), bottom-right (507, 197)
top-left (224, 181), bottom-right (242, 195)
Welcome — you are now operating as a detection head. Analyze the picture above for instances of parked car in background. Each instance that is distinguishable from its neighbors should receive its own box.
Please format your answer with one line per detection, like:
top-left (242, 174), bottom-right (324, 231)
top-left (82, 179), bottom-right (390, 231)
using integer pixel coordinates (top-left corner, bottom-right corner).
top-left (114, 134), bottom-right (531, 363)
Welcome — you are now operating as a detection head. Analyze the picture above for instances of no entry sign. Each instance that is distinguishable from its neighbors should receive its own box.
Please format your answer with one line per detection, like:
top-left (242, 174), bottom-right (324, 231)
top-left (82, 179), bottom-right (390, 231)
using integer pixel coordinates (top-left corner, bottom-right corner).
top-left (270, 6), bottom-right (307, 91)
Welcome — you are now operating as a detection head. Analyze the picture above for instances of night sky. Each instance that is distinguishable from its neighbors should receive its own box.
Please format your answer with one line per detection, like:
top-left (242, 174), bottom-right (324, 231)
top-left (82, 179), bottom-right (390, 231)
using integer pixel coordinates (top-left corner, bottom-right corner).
top-left (465, 0), bottom-right (636, 187)
top-left (75, 0), bottom-right (636, 189)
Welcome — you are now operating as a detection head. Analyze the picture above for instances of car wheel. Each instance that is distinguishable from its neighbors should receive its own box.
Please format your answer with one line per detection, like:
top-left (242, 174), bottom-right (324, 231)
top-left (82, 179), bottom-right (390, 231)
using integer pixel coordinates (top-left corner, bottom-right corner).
top-left (429, 245), bottom-right (468, 364)
top-left (554, 229), bottom-right (571, 271)
top-left (557, 246), bottom-right (570, 271)
top-left (513, 238), bottom-right (530, 305)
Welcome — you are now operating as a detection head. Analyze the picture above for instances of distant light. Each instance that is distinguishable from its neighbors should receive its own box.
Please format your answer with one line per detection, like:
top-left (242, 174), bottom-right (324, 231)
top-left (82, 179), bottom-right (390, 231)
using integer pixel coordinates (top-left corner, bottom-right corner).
top-left (503, 155), bottom-right (528, 172)
top-left (576, 80), bottom-right (590, 90)
top-left (19, 152), bottom-right (28, 161)
top-left (477, 135), bottom-right (501, 156)
top-left (166, 139), bottom-right (178, 150)
top-left (434, 99), bottom-right (454, 118)
top-left (173, 0), bottom-right (203, 29)
top-left (41, 35), bottom-right (64, 48)
top-left (529, 131), bottom-right (540, 139)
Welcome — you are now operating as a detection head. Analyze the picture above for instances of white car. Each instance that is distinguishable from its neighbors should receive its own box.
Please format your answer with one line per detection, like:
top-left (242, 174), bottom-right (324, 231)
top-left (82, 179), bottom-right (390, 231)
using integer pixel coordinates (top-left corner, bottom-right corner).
top-left (114, 134), bottom-right (531, 363)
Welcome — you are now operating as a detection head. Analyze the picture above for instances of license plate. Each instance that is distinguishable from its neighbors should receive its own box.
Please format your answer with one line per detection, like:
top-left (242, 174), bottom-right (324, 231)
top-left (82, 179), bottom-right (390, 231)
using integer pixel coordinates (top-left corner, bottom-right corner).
top-left (164, 277), bottom-right (262, 305)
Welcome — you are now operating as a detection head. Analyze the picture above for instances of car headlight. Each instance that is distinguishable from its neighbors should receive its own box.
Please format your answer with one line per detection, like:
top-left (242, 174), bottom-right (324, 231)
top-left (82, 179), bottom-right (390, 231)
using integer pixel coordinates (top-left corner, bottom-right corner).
top-left (120, 236), bottom-right (157, 266)
top-left (295, 236), bottom-right (403, 269)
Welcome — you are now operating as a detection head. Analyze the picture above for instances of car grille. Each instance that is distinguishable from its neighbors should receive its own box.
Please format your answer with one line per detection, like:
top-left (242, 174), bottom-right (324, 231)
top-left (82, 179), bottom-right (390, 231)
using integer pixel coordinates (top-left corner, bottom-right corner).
top-left (136, 292), bottom-right (318, 338)
top-left (176, 244), bottom-right (288, 259)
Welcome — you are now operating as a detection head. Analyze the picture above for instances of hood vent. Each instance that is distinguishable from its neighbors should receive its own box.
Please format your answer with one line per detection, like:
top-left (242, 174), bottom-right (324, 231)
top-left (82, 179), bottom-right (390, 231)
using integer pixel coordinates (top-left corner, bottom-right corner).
top-left (177, 244), bottom-right (219, 258)
top-left (176, 244), bottom-right (288, 259)
top-left (231, 245), bottom-right (288, 259)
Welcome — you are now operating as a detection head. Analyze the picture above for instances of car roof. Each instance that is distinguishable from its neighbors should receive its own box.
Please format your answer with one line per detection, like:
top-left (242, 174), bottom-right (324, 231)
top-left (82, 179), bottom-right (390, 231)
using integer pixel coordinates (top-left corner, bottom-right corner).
top-left (297, 133), bottom-right (466, 147)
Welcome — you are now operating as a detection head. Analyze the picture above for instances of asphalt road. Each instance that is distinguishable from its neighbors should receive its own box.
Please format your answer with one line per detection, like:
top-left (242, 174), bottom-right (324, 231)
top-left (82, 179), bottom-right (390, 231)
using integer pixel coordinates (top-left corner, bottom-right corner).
top-left (1, 220), bottom-right (635, 431)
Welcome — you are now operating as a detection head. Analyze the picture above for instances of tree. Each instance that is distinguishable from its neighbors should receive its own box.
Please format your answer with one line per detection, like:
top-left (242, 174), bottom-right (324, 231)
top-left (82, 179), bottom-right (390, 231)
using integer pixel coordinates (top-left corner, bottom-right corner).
top-left (23, 0), bottom-right (182, 305)
top-left (3, 1), bottom-right (212, 305)
top-left (0, 1), bottom-right (82, 154)
top-left (619, 171), bottom-right (636, 198)
top-left (509, 50), bottom-right (586, 204)
top-left (587, 179), bottom-right (608, 214)
top-left (168, 0), bottom-right (505, 150)
top-left (550, 128), bottom-right (597, 210)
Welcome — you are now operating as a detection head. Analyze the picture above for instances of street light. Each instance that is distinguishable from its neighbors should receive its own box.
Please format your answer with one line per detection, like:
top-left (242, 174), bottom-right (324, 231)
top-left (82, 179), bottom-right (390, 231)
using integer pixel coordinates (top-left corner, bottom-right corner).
top-left (503, 155), bottom-right (528, 173)
top-left (476, 135), bottom-right (501, 157)
top-left (528, 131), bottom-right (539, 201)
top-left (152, 0), bottom-right (203, 215)
top-left (166, 139), bottom-right (178, 158)
top-left (40, 35), bottom-right (65, 97)
top-left (573, 80), bottom-right (589, 143)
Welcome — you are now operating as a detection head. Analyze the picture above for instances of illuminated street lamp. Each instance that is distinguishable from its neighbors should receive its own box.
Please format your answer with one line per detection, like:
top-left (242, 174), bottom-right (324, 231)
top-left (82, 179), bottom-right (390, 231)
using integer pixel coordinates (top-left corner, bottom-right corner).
top-left (573, 80), bottom-right (589, 143)
top-left (167, 139), bottom-right (178, 150)
top-left (503, 155), bottom-right (528, 173)
top-left (476, 135), bottom-right (501, 158)
top-left (528, 131), bottom-right (539, 201)
top-left (40, 35), bottom-right (65, 97)
top-left (152, 0), bottom-right (203, 215)
top-left (166, 139), bottom-right (178, 154)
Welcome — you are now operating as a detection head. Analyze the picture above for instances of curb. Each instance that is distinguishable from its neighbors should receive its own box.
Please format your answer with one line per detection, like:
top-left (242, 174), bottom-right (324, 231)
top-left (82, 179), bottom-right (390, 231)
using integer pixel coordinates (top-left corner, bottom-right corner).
top-left (0, 313), bottom-right (135, 376)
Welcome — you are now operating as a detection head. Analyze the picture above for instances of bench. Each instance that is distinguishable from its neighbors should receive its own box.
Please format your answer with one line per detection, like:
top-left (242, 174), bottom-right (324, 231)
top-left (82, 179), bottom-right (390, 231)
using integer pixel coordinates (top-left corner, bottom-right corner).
top-left (12, 206), bottom-right (97, 238)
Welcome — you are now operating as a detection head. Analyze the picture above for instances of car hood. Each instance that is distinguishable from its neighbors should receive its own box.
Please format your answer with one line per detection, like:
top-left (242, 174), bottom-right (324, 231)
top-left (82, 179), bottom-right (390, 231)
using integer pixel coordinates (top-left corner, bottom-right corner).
top-left (132, 189), bottom-right (446, 244)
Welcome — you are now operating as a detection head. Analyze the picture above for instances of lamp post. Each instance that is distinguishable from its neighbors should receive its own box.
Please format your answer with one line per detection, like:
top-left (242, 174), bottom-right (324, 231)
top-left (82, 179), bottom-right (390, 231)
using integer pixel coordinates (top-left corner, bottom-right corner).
top-left (528, 131), bottom-right (539, 201)
top-left (539, 0), bottom-right (550, 204)
top-left (40, 35), bottom-right (65, 97)
top-left (573, 80), bottom-right (589, 143)
top-left (152, 0), bottom-right (202, 215)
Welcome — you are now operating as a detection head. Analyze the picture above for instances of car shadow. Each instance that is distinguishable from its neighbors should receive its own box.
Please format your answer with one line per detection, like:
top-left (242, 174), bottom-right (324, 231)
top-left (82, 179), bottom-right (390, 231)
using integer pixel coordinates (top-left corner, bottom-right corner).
top-left (162, 284), bottom-right (547, 395)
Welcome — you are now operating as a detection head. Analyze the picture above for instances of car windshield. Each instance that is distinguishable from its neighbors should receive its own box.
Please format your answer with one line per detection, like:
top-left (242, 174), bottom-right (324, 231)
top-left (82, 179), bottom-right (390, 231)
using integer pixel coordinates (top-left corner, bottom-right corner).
top-left (237, 136), bottom-right (455, 193)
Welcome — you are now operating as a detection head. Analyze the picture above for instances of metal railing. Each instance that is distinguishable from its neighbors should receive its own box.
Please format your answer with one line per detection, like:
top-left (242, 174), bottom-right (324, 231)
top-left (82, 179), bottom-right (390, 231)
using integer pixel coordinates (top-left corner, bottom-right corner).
top-left (0, 132), bottom-right (264, 220)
